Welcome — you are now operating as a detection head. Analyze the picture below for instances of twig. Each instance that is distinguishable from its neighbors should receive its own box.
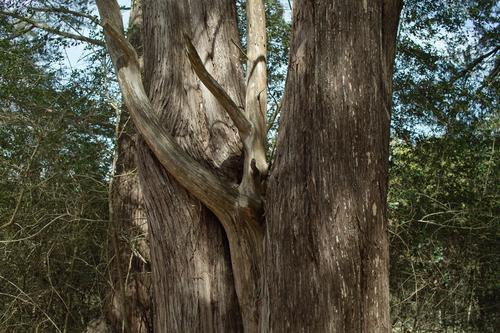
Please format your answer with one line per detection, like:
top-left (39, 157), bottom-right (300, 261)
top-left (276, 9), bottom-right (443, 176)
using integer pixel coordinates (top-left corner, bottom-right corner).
top-left (27, 6), bottom-right (101, 26)
top-left (0, 10), bottom-right (105, 46)
top-left (0, 214), bottom-right (69, 243)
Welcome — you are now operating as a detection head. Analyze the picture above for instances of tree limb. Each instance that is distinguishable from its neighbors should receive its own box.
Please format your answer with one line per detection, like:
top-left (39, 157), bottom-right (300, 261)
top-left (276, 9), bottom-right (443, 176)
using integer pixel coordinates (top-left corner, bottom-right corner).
top-left (102, 21), bottom-right (138, 64)
top-left (0, 10), bottom-right (104, 47)
top-left (96, 0), bottom-right (241, 221)
top-left (239, 0), bottom-right (269, 196)
top-left (231, 38), bottom-right (248, 61)
top-left (27, 6), bottom-right (101, 26)
top-left (246, 0), bottom-right (268, 140)
top-left (96, 2), bottom-right (265, 331)
top-left (450, 46), bottom-right (500, 84)
top-left (184, 35), bottom-right (252, 139)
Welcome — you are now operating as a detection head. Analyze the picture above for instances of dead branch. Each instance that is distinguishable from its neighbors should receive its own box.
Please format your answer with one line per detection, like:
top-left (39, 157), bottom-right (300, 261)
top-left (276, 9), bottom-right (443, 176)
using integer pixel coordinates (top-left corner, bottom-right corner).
top-left (184, 35), bottom-right (252, 139)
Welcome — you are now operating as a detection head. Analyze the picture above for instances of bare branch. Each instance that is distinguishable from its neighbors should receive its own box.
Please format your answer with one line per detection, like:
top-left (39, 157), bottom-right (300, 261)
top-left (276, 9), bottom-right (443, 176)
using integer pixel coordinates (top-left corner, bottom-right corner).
top-left (184, 35), bottom-right (252, 139)
top-left (1, 142), bottom-right (40, 230)
top-left (266, 92), bottom-right (282, 133)
top-left (0, 214), bottom-right (69, 244)
top-left (246, 0), bottom-right (268, 138)
top-left (0, 10), bottom-right (104, 47)
top-left (450, 46), bottom-right (500, 84)
top-left (27, 6), bottom-right (101, 26)
top-left (102, 20), bottom-right (139, 64)
top-left (231, 38), bottom-right (248, 61)
top-left (0, 275), bottom-right (63, 332)
top-left (237, 0), bottom-right (269, 196)
top-left (5, 24), bottom-right (36, 40)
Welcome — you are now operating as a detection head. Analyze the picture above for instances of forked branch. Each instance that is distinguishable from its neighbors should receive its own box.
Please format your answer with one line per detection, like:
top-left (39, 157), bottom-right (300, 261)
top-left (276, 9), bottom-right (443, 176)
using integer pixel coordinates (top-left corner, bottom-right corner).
top-left (185, 32), bottom-right (267, 200)
top-left (96, 1), bottom-right (265, 331)
top-left (96, 0), bottom-right (239, 222)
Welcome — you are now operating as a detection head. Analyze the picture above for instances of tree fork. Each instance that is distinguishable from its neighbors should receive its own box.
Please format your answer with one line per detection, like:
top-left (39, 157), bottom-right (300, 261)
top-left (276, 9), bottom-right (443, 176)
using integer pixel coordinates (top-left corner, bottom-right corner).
top-left (97, 0), bottom-right (403, 331)
top-left (96, 0), bottom-right (266, 331)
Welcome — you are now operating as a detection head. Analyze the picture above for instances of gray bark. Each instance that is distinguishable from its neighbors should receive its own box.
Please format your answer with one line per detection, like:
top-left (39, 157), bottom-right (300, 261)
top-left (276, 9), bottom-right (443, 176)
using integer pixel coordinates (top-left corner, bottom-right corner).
top-left (138, 1), bottom-right (246, 332)
top-left (106, 1), bottom-right (152, 332)
top-left (96, 0), bottom-right (403, 331)
top-left (262, 0), bottom-right (402, 331)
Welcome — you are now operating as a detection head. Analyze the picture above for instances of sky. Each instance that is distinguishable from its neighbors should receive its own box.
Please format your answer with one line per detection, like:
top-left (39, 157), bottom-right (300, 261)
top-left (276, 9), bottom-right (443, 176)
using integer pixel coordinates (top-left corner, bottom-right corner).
top-left (63, 0), bottom-right (130, 70)
top-left (64, 0), bottom-right (292, 70)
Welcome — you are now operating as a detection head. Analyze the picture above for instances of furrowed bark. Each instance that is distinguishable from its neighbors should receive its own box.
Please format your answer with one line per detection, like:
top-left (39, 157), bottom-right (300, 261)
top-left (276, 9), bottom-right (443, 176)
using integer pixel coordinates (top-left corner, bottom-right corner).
top-left (97, 1), bottom-right (264, 331)
top-left (97, 15), bottom-right (238, 225)
top-left (185, 37), bottom-right (252, 139)
top-left (185, 39), bottom-right (265, 331)
top-left (107, 114), bottom-right (151, 333)
top-left (184, 1), bottom-right (270, 327)
top-left (263, 0), bottom-right (402, 331)
top-left (98, 0), bottom-right (402, 331)
top-left (105, 1), bottom-right (152, 332)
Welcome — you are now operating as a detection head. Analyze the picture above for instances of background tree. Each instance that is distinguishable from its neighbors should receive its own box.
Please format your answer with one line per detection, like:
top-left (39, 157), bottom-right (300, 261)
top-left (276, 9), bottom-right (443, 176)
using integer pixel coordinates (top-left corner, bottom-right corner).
top-left (389, 0), bottom-right (499, 331)
top-left (0, 2), bottom-right (153, 331)
top-left (0, 13), bottom-right (112, 331)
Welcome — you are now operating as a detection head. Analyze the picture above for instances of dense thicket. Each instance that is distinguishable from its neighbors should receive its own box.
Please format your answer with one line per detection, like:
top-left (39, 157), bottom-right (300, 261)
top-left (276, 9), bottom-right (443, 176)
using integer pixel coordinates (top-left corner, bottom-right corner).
top-left (389, 1), bottom-right (499, 331)
top-left (0, 0), bottom-right (497, 332)
top-left (0, 12), bottom-right (113, 332)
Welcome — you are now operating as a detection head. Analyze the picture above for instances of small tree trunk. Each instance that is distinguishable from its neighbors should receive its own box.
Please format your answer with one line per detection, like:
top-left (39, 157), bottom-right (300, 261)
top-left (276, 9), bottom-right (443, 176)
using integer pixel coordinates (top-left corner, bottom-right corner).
top-left (106, 2), bottom-right (152, 332)
top-left (262, 0), bottom-right (402, 331)
top-left (108, 119), bottom-right (151, 333)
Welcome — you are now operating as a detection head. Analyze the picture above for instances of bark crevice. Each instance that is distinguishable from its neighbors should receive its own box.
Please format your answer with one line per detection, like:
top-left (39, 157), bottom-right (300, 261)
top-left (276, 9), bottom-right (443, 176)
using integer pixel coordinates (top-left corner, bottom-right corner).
top-left (96, 0), bottom-right (403, 331)
top-left (96, 1), bottom-right (266, 331)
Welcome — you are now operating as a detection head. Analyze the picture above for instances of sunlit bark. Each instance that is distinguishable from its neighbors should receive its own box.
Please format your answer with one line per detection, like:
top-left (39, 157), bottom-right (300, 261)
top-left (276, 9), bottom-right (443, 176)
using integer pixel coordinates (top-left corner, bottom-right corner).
top-left (97, 0), bottom-right (402, 331)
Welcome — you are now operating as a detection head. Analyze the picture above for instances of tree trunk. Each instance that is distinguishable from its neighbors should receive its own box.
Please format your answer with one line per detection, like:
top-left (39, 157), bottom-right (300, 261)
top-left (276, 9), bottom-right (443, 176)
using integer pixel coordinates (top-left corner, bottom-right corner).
top-left (137, 1), bottom-right (245, 332)
top-left (106, 2), bottom-right (152, 332)
top-left (97, 0), bottom-right (402, 331)
top-left (108, 119), bottom-right (151, 333)
top-left (262, 0), bottom-right (401, 331)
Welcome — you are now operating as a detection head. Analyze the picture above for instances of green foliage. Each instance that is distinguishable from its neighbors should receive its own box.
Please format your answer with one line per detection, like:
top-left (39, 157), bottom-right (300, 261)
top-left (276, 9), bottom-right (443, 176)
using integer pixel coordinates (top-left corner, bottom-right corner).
top-left (393, 0), bottom-right (499, 137)
top-left (264, 0), bottom-right (290, 103)
top-left (389, 1), bottom-right (499, 331)
top-left (0, 15), bottom-right (113, 332)
top-left (389, 129), bottom-right (499, 332)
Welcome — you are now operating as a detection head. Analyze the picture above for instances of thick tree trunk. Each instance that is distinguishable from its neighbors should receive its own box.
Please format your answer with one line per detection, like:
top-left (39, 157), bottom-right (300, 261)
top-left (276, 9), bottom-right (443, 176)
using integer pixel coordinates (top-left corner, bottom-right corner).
top-left (98, 0), bottom-right (402, 331)
top-left (136, 1), bottom-right (245, 332)
top-left (262, 0), bottom-right (401, 331)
